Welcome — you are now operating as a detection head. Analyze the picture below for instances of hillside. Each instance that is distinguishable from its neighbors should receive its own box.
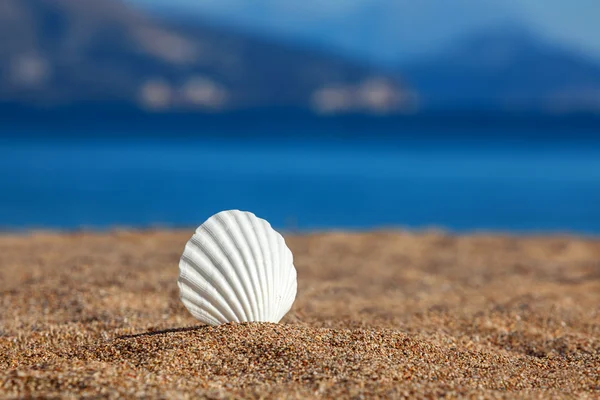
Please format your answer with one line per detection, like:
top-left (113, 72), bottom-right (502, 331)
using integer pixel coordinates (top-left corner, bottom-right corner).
top-left (0, 0), bottom-right (410, 114)
top-left (401, 27), bottom-right (600, 112)
top-left (129, 0), bottom-right (514, 66)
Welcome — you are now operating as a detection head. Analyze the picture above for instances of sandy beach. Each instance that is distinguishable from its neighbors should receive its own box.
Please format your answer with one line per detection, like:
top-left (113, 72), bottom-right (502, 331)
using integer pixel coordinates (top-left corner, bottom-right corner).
top-left (0, 229), bottom-right (599, 399)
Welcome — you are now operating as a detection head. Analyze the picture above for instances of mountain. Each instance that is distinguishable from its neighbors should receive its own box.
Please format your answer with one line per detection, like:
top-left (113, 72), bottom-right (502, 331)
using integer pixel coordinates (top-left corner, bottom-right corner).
top-left (400, 27), bottom-right (600, 112)
top-left (129, 0), bottom-right (516, 66)
top-left (0, 0), bottom-right (411, 114)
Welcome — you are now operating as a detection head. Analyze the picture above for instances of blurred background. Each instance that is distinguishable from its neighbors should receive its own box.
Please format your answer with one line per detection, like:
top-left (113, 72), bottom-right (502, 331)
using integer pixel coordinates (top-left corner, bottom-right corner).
top-left (0, 0), bottom-right (599, 233)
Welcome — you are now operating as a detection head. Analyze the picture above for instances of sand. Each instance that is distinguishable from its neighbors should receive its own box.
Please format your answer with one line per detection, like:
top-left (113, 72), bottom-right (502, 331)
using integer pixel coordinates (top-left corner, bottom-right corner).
top-left (0, 229), bottom-right (599, 399)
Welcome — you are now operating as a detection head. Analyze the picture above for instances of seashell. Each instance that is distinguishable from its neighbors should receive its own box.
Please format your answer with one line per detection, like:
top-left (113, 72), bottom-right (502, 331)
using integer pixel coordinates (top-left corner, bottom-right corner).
top-left (177, 210), bottom-right (297, 326)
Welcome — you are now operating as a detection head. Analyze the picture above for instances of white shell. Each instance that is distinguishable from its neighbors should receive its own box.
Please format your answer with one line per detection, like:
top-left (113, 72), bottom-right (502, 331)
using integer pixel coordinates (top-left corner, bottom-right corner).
top-left (177, 210), bottom-right (297, 325)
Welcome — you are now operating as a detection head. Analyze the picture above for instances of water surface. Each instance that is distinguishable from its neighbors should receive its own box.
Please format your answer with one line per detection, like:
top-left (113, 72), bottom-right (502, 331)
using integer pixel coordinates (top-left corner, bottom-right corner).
top-left (1, 122), bottom-right (599, 234)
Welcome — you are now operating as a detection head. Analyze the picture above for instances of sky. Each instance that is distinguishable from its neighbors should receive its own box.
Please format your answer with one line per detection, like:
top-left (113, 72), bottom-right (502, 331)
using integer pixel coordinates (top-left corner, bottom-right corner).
top-left (130, 0), bottom-right (600, 65)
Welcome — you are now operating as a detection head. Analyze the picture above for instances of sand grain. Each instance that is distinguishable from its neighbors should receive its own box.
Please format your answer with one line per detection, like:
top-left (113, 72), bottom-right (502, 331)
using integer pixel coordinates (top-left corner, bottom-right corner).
top-left (1, 230), bottom-right (599, 398)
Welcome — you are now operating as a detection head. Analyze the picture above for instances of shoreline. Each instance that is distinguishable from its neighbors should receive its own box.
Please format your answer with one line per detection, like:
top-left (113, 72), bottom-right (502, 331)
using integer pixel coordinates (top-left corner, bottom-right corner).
top-left (1, 226), bottom-right (599, 238)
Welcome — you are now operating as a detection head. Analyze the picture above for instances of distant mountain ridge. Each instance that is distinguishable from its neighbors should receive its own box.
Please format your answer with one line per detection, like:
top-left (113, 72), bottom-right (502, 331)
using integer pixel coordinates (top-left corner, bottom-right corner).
top-left (400, 26), bottom-right (600, 112)
top-left (129, 0), bottom-right (517, 65)
top-left (0, 0), bottom-right (410, 113)
top-left (3, 1), bottom-right (600, 115)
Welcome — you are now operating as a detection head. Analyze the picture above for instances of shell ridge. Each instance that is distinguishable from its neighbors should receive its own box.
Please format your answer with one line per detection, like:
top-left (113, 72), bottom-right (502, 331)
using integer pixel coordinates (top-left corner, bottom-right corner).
top-left (179, 253), bottom-right (240, 322)
top-left (178, 209), bottom-right (298, 326)
top-left (180, 296), bottom-right (222, 325)
top-left (252, 216), bottom-right (275, 321)
top-left (177, 274), bottom-right (230, 324)
top-left (277, 246), bottom-right (297, 320)
top-left (262, 219), bottom-right (281, 322)
top-left (279, 273), bottom-right (297, 321)
top-left (186, 236), bottom-right (246, 321)
top-left (189, 232), bottom-right (248, 321)
top-left (178, 279), bottom-right (229, 324)
top-left (214, 212), bottom-right (261, 321)
top-left (279, 237), bottom-right (295, 319)
top-left (202, 221), bottom-right (254, 321)
top-left (233, 211), bottom-right (267, 321)
top-left (273, 228), bottom-right (286, 319)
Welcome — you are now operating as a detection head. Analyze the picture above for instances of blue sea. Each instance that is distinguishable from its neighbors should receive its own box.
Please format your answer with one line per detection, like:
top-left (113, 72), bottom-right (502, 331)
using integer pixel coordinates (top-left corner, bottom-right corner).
top-left (1, 113), bottom-right (599, 234)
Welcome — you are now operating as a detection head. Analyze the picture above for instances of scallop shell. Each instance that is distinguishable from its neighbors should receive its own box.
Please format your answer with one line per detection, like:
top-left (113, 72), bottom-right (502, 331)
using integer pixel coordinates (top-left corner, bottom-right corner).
top-left (177, 210), bottom-right (297, 325)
